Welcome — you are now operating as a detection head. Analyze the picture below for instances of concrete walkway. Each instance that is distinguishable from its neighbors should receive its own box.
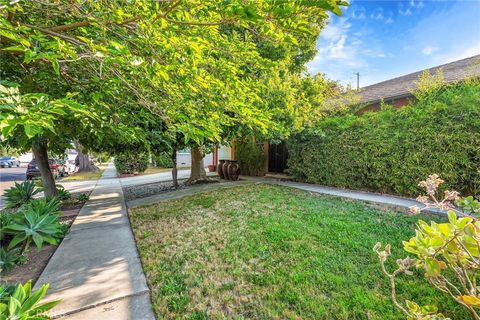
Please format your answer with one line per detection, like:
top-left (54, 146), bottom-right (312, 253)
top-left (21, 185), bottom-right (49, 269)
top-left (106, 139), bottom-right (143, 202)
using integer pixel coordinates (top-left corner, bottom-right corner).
top-left (257, 178), bottom-right (445, 215)
top-left (34, 163), bottom-right (155, 320)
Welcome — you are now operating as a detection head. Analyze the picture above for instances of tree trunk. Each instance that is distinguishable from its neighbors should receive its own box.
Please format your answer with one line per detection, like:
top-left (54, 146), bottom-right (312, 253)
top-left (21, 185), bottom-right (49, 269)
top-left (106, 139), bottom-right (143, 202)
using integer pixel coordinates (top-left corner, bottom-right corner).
top-left (32, 139), bottom-right (57, 197)
top-left (74, 141), bottom-right (97, 172)
top-left (187, 145), bottom-right (207, 184)
top-left (171, 148), bottom-right (178, 189)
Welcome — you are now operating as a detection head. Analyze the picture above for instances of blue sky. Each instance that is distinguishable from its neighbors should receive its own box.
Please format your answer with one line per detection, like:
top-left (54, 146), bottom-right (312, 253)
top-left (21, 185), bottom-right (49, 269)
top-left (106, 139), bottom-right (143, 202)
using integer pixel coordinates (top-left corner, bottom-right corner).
top-left (306, 0), bottom-right (480, 88)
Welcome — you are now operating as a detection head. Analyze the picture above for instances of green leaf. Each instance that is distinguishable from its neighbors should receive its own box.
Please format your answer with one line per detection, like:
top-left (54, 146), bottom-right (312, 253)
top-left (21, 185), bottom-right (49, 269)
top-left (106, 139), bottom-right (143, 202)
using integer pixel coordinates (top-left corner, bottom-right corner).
top-left (447, 210), bottom-right (457, 224)
top-left (52, 60), bottom-right (60, 75)
top-left (24, 124), bottom-right (43, 138)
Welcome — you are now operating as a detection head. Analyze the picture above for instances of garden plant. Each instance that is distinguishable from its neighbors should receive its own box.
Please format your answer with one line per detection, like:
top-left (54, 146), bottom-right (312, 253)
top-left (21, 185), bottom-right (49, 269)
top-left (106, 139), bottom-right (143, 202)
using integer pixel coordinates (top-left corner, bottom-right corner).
top-left (375, 175), bottom-right (480, 319)
top-left (0, 281), bottom-right (59, 319)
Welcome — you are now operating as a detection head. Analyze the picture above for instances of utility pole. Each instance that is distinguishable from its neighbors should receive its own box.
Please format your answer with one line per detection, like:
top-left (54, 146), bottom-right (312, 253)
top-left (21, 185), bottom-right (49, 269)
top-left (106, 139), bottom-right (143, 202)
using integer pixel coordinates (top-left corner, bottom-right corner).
top-left (354, 72), bottom-right (360, 90)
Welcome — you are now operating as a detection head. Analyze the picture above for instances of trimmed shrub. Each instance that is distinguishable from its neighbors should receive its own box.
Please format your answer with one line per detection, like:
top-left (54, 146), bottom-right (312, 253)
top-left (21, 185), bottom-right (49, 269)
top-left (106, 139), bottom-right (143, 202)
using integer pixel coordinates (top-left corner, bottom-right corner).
top-left (235, 137), bottom-right (266, 176)
top-left (152, 152), bottom-right (172, 168)
top-left (288, 81), bottom-right (480, 197)
top-left (114, 152), bottom-right (149, 174)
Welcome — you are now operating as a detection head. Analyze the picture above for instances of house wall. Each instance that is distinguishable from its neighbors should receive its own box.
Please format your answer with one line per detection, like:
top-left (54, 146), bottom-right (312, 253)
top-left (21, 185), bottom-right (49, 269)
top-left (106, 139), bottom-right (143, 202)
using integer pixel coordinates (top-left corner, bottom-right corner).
top-left (217, 145), bottom-right (232, 162)
top-left (359, 96), bottom-right (412, 113)
top-left (176, 151), bottom-right (213, 168)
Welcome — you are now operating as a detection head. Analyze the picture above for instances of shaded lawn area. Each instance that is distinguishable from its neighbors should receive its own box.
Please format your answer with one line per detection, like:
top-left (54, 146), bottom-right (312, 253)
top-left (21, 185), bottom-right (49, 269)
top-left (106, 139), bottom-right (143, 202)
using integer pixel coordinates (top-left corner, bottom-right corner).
top-left (61, 166), bottom-right (106, 181)
top-left (129, 184), bottom-right (468, 319)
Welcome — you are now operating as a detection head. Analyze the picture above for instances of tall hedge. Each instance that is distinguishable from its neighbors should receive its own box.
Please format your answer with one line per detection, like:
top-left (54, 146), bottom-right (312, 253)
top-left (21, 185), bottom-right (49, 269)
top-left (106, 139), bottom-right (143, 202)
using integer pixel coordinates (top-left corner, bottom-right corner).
top-left (114, 152), bottom-right (149, 174)
top-left (236, 137), bottom-right (266, 176)
top-left (288, 81), bottom-right (480, 197)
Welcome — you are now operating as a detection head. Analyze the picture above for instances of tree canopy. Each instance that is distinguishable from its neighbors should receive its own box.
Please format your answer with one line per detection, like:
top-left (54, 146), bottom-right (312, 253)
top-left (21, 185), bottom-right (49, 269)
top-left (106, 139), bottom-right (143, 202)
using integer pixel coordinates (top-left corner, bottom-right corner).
top-left (0, 0), bottom-right (347, 193)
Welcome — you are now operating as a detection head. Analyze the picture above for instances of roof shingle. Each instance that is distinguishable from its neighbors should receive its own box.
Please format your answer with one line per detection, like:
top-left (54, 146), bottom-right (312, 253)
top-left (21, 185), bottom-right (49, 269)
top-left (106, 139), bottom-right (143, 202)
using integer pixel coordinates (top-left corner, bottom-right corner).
top-left (359, 55), bottom-right (480, 104)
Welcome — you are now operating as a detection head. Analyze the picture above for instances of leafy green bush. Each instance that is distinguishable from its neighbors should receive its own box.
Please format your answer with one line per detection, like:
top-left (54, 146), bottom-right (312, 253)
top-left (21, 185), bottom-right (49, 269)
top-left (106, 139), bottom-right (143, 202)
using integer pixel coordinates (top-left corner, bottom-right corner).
top-left (4, 181), bottom-right (39, 208)
top-left (114, 152), bottom-right (149, 174)
top-left (235, 137), bottom-right (266, 176)
top-left (3, 206), bottom-right (64, 252)
top-left (288, 81), bottom-right (480, 196)
top-left (0, 281), bottom-right (59, 319)
top-left (152, 152), bottom-right (172, 168)
top-left (0, 247), bottom-right (24, 275)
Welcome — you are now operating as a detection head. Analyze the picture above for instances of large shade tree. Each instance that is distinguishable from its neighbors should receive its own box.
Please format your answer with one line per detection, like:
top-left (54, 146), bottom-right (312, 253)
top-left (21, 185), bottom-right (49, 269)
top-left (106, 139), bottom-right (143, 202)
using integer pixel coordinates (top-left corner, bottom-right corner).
top-left (0, 0), bottom-right (347, 194)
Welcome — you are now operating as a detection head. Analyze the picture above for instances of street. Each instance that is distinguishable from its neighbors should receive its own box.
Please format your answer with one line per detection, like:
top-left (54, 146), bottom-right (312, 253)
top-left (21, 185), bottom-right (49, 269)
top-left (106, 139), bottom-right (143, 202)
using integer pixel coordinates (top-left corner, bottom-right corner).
top-left (0, 165), bottom-right (96, 209)
top-left (0, 165), bottom-right (27, 208)
top-left (0, 165), bottom-right (27, 182)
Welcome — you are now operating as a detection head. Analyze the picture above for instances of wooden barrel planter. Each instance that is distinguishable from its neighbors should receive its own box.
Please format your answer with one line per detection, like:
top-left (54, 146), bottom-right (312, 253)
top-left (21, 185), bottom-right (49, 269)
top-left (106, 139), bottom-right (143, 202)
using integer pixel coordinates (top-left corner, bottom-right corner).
top-left (222, 160), bottom-right (231, 180)
top-left (227, 160), bottom-right (240, 181)
top-left (218, 160), bottom-right (226, 179)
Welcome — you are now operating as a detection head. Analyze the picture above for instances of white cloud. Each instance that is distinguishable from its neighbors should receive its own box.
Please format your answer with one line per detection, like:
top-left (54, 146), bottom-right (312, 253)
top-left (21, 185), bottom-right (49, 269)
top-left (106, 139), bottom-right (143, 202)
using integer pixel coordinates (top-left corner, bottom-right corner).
top-left (399, 0), bottom-right (424, 15)
top-left (409, 0), bottom-right (424, 9)
top-left (385, 17), bottom-right (394, 24)
top-left (399, 7), bottom-right (412, 16)
top-left (351, 7), bottom-right (366, 20)
top-left (370, 12), bottom-right (384, 20)
top-left (421, 46), bottom-right (438, 56)
top-left (307, 16), bottom-right (382, 86)
top-left (370, 7), bottom-right (384, 20)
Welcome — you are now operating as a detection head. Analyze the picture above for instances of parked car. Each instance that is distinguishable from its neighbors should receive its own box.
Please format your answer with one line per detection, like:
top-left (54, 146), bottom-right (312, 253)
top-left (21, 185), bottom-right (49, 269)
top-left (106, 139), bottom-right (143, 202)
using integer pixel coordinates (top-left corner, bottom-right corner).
top-left (0, 156), bottom-right (20, 168)
top-left (0, 158), bottom-right (9, 168)
top-left (26, 158), bottom-right (66, 180)
top-left (64, 159), bottom-right (77, 175)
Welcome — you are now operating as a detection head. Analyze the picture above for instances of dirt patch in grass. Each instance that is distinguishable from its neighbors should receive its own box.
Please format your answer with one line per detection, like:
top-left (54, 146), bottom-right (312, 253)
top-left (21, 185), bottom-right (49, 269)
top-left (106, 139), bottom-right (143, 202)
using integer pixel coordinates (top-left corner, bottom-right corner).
top-left (129, 184), bottom-right (469, 319)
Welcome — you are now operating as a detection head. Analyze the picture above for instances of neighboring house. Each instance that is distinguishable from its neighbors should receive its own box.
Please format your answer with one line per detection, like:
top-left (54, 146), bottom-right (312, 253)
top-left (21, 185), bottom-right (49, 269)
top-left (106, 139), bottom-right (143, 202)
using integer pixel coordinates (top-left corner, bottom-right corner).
top-left (176, 149), bottom-right (213, 168)
top-left (358, 54), bottom-right (480, 113)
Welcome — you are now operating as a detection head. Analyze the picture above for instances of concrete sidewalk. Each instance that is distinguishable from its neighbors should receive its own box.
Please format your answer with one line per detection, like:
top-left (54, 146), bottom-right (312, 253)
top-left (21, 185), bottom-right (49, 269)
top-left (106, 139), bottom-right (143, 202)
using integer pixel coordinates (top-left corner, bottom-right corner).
top-left (34, 163), bottom-right (155, 320)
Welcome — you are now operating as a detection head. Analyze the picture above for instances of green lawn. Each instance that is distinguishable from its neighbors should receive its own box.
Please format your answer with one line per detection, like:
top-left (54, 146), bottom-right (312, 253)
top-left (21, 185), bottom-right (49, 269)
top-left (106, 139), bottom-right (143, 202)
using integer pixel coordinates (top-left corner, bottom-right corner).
top-left (61, 166), bottom-right (106, 181)
top-left (129, 184), bottom-right (468, 319)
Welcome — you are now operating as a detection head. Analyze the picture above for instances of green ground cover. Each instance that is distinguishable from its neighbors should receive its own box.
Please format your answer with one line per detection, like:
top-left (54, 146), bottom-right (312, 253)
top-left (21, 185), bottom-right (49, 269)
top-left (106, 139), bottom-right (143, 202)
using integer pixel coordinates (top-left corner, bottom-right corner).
top-left (129, 184), bottom-right (468, 319)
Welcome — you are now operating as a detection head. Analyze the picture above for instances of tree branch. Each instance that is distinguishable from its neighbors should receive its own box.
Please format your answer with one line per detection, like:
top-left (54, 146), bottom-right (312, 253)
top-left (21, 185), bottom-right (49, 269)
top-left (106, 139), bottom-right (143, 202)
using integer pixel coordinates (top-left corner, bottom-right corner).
top-left (22, 23), bottom-right (83, 46)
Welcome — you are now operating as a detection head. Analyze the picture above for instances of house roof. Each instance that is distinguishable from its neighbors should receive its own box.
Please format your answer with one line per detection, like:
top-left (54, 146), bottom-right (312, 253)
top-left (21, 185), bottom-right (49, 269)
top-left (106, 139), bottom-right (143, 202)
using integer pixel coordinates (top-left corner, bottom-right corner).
top-left (358, 55), bottom-right (480, 104)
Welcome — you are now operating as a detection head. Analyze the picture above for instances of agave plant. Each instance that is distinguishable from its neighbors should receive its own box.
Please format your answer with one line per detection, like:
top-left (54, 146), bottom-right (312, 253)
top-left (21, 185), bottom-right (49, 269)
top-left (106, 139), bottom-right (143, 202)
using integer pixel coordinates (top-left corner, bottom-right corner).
top-left (0, 247), bottom-right (24, 275)
top-left (55, 186), bottom-right (71, 201)
top-left (4, 181), bottom-right (40, 208)
top-left (23, 198), bottom-right (61, 216)
top-left (4, 207), bottom-right (63, 252)
top-left (0, 281), bottom-right (60, 319)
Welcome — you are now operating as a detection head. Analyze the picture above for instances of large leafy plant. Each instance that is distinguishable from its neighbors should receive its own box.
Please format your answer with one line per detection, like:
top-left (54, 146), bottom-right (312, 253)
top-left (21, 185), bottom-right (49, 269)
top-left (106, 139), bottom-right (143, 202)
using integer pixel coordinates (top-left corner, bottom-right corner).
top-left (374, 175), bottom-right (480, 319)
top-left (3, 181), bottom-right (39, 208)
top-left (3, 206), bottom-right (63, 253)
top-left (22, 198), bottom-right (61, 217)
top-left (0, 248), bottom-right (24, 275)
top-left (0, 281), bottom-right (60, 320)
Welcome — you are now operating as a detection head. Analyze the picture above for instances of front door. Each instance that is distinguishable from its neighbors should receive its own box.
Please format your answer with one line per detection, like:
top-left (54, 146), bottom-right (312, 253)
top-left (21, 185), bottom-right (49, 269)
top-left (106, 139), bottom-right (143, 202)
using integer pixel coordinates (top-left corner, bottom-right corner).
top-left (268, 142), bottom-right (288, 173)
